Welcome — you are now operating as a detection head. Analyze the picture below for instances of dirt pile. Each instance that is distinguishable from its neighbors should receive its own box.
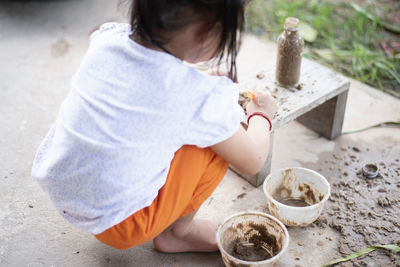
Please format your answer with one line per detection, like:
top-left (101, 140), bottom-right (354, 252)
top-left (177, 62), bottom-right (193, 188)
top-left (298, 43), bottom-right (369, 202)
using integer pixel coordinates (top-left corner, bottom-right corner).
top-left (301, 137), bottom-right (400, 266)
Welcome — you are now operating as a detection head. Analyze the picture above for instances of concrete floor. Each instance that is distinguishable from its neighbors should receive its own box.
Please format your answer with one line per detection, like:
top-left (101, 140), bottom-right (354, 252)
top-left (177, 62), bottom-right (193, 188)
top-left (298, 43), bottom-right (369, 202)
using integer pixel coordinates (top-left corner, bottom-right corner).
top-left (1, 0), bottom-right (399, 266)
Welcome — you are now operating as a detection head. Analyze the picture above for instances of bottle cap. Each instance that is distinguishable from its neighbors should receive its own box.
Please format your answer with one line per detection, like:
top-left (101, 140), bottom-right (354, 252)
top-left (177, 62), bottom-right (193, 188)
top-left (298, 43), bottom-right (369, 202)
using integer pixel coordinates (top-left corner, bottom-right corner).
top-left (362, 163), bottom-right (379, 179)
top-left (284, 17), bottom-right (300, 31)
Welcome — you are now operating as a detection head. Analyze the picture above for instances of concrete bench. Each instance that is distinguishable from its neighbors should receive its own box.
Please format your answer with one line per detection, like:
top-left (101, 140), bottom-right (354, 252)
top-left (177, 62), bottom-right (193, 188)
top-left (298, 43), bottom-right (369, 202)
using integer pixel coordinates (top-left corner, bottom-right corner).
top-left (233, 57), bottom-right (350, 187)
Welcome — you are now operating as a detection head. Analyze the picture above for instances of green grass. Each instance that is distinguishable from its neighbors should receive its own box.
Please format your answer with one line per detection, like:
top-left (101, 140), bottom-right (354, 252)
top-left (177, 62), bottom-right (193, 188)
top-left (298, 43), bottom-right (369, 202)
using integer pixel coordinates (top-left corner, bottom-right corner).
top-left (245, 0), bottom-right (400, 97)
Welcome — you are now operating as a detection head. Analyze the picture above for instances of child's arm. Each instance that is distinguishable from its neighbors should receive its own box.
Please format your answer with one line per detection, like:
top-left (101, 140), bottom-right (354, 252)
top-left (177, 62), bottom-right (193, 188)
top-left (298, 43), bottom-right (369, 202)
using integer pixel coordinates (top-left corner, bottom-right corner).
top-left (211, 90), bottom-right (277, 175)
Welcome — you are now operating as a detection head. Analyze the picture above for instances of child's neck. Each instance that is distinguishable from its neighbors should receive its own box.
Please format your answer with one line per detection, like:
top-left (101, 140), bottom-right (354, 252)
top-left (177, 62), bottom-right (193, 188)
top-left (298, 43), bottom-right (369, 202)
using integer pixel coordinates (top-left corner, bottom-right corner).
top-left (131, 22), bottom-right (213, 63)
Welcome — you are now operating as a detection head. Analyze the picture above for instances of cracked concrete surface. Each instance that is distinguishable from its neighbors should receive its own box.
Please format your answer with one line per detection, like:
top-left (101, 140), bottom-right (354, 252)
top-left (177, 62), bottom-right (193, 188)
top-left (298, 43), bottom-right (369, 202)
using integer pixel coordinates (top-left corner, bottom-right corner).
top-left (1, 0), bottom-right (399, 266)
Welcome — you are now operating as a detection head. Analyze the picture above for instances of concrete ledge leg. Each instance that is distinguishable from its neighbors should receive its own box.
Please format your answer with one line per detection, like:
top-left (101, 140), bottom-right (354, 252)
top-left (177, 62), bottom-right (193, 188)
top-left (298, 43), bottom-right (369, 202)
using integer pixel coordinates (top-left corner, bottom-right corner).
top-left (296, 89), bottom-right (349, 140)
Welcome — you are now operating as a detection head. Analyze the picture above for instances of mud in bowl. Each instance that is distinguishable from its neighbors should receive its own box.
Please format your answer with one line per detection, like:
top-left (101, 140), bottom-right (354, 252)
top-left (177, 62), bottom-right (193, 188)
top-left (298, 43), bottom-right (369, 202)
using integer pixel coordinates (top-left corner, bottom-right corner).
top-left (263, 167), bottom-right (331, 226)
top-left (216, 212), bottom-right (289, 267)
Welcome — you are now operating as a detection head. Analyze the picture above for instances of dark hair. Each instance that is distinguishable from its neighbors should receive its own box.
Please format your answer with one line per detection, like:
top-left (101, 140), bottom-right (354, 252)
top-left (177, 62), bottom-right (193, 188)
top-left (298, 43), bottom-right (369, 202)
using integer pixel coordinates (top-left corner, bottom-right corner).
top-left (130, 0), bottom-right (247, 81)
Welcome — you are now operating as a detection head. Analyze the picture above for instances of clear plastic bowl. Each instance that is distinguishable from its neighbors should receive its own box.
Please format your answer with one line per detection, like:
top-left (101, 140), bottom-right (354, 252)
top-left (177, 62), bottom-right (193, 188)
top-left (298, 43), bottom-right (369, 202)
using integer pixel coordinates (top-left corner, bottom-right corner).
top-left (216, 211), bottom-right (289, 267)
top-left (263, 167), bottom-right (330, 227)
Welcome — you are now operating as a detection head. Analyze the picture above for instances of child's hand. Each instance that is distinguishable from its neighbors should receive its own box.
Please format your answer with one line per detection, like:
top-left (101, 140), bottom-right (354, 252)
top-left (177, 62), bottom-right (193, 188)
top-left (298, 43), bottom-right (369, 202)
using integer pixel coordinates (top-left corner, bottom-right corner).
top-left (245, 90), bottom-right (278, 119)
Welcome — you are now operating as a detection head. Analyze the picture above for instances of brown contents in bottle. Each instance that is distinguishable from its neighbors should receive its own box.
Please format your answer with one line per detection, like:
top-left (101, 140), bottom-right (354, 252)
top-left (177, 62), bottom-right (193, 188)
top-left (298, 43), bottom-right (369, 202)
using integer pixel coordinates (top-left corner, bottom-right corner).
top-left (276, 17), bottom-right (304, 87)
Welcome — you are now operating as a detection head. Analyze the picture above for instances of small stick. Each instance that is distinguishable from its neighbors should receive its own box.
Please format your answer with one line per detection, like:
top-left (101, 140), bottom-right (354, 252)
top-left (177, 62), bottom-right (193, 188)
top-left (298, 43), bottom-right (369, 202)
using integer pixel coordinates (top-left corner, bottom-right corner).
top-left (260, 242), bottom-right (273, 252)
top-left (241, 242), bottom-right (254, 247)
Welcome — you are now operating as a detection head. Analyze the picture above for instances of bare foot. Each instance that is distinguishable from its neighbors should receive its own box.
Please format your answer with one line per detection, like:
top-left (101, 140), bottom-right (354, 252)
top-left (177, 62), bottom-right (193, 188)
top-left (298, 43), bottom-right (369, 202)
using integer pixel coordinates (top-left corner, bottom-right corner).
top-left (153, 218), bottom-right (219, 253)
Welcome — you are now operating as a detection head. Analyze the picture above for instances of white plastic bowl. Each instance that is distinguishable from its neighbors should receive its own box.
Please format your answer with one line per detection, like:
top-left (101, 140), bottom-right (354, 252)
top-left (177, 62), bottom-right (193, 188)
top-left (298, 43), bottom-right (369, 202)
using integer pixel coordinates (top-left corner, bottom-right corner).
top-left (216, 211), bottom-right (289, 267)
top-left (263, 167), bottom-right (330, 227)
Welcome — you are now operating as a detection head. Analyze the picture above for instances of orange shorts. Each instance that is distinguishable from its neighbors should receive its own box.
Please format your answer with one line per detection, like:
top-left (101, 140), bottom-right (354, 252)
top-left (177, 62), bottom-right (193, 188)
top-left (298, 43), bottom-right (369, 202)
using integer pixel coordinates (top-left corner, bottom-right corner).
top-left (95, 145), bottom-right (228, 249)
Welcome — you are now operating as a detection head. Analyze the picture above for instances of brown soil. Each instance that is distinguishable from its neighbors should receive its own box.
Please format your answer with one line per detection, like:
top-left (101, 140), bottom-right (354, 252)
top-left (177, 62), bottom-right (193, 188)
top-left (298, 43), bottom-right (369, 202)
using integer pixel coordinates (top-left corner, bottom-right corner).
top-left (227, 223), bottom-right (280, 262)
top-left (364, 163), bottom-right (378, 173)
top-left (295, 83), bottom-right (303, 90)
top-left (238, 91), bottom-right (251, 110)
top-left (300, 136), bottom-right (400, 266)
top-left (272, 168), bottom-right (324, 206)
top-left (256, 73), bottom-right (265, 80)
top-left (277, 197), bottom-right (311, 207)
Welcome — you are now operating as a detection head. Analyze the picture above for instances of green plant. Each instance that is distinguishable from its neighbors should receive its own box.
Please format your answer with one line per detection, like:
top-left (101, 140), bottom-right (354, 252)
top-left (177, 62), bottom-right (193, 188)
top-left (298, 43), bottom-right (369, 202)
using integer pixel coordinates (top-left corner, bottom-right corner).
top-left (245, 0), bottom-right (400, 97)
top-left (320, 242), bottom-right (400, 267)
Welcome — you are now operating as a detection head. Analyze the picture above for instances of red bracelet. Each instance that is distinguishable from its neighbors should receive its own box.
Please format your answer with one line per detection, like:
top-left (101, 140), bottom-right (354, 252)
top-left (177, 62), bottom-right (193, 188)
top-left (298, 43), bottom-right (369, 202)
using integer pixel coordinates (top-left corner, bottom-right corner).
top-left (247, 112), bottom-right (273, 131)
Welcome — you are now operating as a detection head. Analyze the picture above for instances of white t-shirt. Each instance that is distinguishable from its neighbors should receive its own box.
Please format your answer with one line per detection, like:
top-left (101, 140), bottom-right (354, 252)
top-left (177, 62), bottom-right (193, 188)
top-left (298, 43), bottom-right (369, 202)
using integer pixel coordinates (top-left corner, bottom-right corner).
top-left (31, 23), bottom-right (245, 234)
